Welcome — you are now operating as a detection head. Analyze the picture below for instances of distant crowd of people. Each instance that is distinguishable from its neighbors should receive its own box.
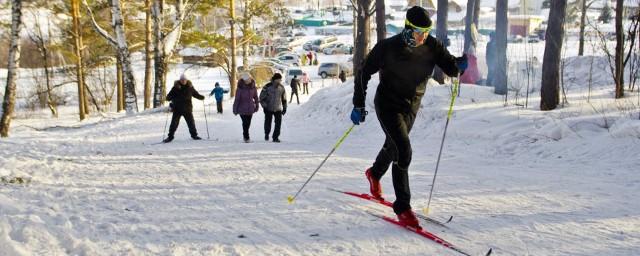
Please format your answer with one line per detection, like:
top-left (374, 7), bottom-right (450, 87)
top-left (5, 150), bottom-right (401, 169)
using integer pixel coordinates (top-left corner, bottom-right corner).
top-left (164, 72), bottom-right (298, 144)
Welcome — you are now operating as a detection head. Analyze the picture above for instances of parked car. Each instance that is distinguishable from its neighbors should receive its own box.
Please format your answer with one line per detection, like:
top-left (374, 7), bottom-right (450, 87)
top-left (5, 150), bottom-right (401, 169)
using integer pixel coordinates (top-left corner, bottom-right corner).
top-left (303, 39), bottom-right (322, 51)
top-left (276, 54), bottom-right (300, 66)
top-left (313, 36), bottom-right (339, 52)
top-left (255, 60), bottom-right (288, 73)
top-left (303, 36), bottom-right (338, 51)
top-left (284, 67), bottom-right (304, 85)
top-left (274, 46), bottom-right (292, 54)
top-left (323, 43), bottom-right (353, 55)
top-left (318, 62), bottom-right (352, 78)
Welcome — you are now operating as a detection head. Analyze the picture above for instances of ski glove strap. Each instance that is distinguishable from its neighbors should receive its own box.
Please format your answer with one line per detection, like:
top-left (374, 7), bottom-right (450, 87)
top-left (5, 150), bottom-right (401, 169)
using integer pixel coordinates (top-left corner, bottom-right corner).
top-left (350, 107), bottom-right (367, 125)
top-left (455, 54), bottom-right (468, 75)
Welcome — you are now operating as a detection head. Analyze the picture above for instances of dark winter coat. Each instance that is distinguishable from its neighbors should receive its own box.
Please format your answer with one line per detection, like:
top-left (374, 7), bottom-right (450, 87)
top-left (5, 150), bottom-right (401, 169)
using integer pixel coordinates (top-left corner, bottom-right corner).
top-left (353, 34), bottom-right (461, 112)
top-left (233, 79), bottom-right (259, 115)
top-left (339, 70), bottom-right (347, 83)
top-left (259, 81), bottom-right (287, 112)
top-left (167, 80), bottom-right (205, 113)
top-left (290, 78), bottom-right (300, 92)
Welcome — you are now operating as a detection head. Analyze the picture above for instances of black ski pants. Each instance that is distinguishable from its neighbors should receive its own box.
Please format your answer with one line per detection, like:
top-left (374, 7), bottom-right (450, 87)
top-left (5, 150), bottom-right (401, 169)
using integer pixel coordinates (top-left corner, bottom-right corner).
top-left (168, 111), bottom-right (198, 138)
top-left (240, 114), bottom-right (252, 140)
top-left (264, 110), bottom-right (283, 140)
top-left (369, 99), bottom-right (419, 215)
top-left (216, 100), bottom-right (223, 113)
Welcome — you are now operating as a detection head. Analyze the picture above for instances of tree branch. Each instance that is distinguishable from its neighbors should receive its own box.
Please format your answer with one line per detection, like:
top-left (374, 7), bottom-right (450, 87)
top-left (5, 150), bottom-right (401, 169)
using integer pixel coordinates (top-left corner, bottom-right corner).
top-left (82, 0), bottom-right (118, 47)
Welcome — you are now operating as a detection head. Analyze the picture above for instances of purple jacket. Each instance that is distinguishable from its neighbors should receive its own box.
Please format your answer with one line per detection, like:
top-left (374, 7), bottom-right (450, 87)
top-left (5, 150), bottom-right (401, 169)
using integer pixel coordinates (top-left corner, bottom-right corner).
top-left (233, 79), bottom-right (259, 115)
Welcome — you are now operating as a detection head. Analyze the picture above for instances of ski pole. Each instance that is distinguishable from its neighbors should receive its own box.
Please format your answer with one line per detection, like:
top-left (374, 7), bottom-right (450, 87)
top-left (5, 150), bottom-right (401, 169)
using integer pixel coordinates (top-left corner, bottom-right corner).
top-left (424, 73), bottom-right (460, 216)
top-left (161, 107), bottom-right (170, 142)
top-left (203, 100), bottom-right (210, 139)
top-left (288, 124), bottom-right (356, 204)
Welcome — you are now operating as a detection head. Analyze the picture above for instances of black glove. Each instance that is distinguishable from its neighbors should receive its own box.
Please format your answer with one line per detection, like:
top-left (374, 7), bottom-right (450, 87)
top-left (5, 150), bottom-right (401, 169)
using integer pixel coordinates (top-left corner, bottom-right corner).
top-left (282, 109), bottom-right (287, 115)
top-left (455, 54), bottom-right (468, 76)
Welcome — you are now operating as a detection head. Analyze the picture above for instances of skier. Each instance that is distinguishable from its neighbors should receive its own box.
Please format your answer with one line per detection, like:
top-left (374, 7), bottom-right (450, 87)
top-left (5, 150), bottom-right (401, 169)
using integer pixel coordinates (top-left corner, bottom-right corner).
top-left (164, 74), bottom-right (206, 143)
top-left (260, 73), bottom-right (287, 143)
top-left (210, 82), bottom-right (225, 114)
top-left (350, 6), bottom-right (467, 228)
top-left (289, 75), bottom-right (300, 105)
top-left (233, 73), bottom-right (260, 143)
top-left (301, 72), bottom-right (310, 95)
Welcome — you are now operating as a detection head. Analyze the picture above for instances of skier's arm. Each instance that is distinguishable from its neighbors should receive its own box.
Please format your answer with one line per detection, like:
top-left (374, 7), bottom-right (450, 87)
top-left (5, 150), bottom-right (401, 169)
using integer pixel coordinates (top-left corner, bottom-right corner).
top-left (192, 86), bottom-right (205, 100)
top-left (428, 36), bottom-right (461, 77)
top-left (353, 42), bottom-right (384, 108)
top-left (166, 85), bottom-right (177, 101)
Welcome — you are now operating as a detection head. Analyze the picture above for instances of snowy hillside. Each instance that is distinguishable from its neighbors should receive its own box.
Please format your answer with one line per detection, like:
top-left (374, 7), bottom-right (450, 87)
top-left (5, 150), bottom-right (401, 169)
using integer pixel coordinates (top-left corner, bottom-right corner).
top-left (1, 71), bottom-right (639, 255)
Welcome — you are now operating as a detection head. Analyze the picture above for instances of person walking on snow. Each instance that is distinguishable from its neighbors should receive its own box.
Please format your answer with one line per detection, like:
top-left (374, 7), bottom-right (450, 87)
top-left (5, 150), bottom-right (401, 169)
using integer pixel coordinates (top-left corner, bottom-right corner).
top-left (164, 74), bottom-right (206, 143)
top-left (301, 72), bottom-right (311, 95)
top-left (289, 75), bottom-right (300, 105)
top-left (260, 73), bottom-right (287, 143)
top-left (233, 73), bottom-right (260, 143)
top-left (350, 6), bottom-right (467, 229)
top-left (210, 82), bottom-right (226, 114)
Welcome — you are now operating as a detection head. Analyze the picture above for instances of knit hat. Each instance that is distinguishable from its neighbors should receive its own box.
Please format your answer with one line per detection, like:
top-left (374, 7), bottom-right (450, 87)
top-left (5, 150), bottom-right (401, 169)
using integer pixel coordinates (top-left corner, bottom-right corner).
top-left (180, 74), bottom-right (187, 80)
top-left (272, 73), bottom-right (282, 81)
top-left (405, 6), bottom-right (432, 29)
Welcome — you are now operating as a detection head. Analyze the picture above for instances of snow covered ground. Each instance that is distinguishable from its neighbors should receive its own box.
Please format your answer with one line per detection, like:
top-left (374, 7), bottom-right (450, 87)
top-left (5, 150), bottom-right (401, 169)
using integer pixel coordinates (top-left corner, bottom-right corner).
top-left (1, 66), bottom-right (640, 255)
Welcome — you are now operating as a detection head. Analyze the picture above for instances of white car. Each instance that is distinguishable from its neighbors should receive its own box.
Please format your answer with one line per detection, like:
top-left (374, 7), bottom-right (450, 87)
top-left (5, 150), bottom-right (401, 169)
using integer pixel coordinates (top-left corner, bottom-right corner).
top-left (284, 67), bottom-right (304, 85)
top-left (323, 43), bottom-right (353, 55)
top-left (275, 54), bottom-right (301, 66)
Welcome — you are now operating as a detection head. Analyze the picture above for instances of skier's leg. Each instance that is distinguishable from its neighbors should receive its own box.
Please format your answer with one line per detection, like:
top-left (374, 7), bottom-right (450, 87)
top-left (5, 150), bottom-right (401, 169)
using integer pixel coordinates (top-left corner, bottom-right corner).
top-left (184, 111), bottom-right (198, 137)
top-left (217, 101), bottom-right (223, 113)
top-left (377, 110), bottom-right (412, 214)
top-left (168, 111), bottom-right (182, 138)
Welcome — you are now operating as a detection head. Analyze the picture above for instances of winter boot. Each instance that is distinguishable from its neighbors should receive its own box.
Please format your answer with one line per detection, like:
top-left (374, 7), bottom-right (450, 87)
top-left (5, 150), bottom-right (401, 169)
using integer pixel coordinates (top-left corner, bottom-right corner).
top-left (163, 136), bottom-right (174, 143)
top-left (272, 138), bottom-right (281, 143)
top-left (365, 168), bottom-right (383, 200)
top-left (265, 135), bottom-right (269, 141)
top-left (397, 208), bottom-right (421, 229)
top-left (192, 136), bottom-right (202, 140)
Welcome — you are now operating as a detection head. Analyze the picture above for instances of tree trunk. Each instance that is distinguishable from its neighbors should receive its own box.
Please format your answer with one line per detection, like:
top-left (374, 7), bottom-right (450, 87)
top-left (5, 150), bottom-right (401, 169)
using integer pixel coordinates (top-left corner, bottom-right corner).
top-left (354, 0), bottom-right (373, 77)
top-left (473, 0), bottom-right (480, 27)
top-left (540, 0), bottom-right (567, 111)
top-left (144, 0), bottom-right (153, 109)
top-left (71, 0), bottom-right (86, 120)
top-left (116, 56), bottom-right (124, 111)
top-left (110, 0), bottom-right (138, 113)
top-left (230, 0), bottom-right (238, 97)
top-left (464, 0), bottom-right (476, 53)
top-left (0, 0), bottom-right (22, 137)
top-left (494, 0), bottom-right (508, 95)
top-left (614, 0), bottom-right (625, 98)
top-left (376, 0), bottom-right (386, 42)
top-left (433, 0), bottom-right (448, 84)
top-left (578, 0), bottom-right (587, 56)
top-left (242, 10), bottom-right (250, 69)
top-left (152, 0), bottom-right (165, 107)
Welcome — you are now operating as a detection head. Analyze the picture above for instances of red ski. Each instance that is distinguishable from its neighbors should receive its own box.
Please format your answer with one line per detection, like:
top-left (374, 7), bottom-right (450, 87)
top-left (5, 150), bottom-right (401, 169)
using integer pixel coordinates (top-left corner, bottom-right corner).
top-left (367, 211), bottom-right (492, 256)
top-left (328, 188), bottom-right (452, 228)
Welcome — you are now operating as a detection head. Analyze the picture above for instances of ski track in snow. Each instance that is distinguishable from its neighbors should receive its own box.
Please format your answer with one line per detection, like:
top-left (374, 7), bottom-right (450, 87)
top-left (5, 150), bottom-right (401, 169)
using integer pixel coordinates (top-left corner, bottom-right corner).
top-left (1, 77), bottom-right (640, 256)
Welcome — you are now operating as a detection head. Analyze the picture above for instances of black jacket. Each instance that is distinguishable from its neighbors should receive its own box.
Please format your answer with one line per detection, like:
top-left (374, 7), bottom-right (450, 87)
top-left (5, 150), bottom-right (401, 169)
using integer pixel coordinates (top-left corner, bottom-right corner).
top-left (167, 80), bottom-right (205, 113)
top-left (353, 34), bottom-right (461, 112)
top-left (290, 78), bottom-right (300, 92)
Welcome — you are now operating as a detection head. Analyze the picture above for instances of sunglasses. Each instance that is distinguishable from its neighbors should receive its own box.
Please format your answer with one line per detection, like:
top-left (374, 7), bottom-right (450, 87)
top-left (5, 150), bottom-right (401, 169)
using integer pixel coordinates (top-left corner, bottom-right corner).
top-left (405, 19), bottom-right (433, 34)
